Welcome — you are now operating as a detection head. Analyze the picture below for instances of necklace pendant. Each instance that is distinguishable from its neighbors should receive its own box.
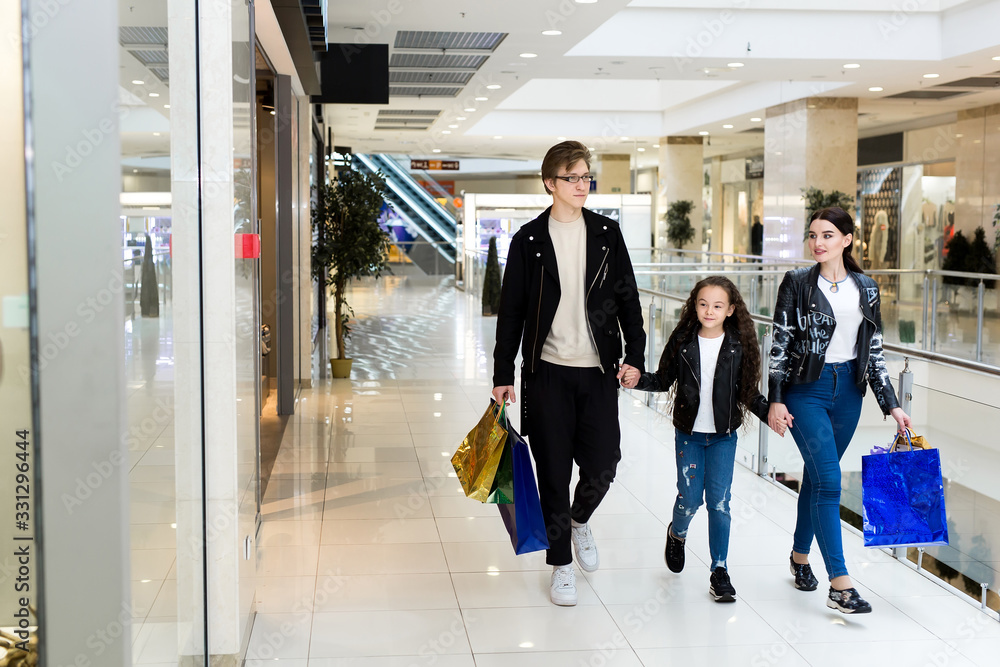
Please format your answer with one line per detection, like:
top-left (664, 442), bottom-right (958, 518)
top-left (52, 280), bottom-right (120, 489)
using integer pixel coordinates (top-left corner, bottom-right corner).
top-left (830, 282), bottom-right (839, 293)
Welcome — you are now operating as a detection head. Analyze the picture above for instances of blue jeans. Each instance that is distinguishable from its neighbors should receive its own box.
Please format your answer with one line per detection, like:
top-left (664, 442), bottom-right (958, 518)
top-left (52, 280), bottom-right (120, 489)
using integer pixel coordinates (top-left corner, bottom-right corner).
top-left (784, 361), bottom-right (863, 581)
top-left (671, 430), bottom-right (738, 570)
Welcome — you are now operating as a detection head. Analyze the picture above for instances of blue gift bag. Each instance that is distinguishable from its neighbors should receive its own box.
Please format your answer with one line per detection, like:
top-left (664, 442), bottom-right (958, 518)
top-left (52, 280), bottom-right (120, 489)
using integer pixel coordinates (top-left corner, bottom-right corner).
top-left (862, 436), bottom-right (948, 548)
top-left (496, 419), bottom-right (549, 555)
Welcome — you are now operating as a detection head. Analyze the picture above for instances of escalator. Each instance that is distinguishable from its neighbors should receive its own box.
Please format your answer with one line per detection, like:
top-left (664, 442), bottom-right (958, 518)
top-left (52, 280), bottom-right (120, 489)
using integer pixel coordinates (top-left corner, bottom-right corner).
top-left (355, 153), bottom-right (458, 274)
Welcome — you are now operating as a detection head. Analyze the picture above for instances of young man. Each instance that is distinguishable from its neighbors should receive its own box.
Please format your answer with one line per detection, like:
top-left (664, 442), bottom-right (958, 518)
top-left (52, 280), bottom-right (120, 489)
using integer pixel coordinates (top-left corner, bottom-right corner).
top-left (492, 141), bottom-right (646, 606)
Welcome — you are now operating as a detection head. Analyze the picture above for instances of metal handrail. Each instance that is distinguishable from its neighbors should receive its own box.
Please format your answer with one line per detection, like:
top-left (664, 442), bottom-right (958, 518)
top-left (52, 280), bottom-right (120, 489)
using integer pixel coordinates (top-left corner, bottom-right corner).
top-left (637, 286), bottom-right (1000, 377)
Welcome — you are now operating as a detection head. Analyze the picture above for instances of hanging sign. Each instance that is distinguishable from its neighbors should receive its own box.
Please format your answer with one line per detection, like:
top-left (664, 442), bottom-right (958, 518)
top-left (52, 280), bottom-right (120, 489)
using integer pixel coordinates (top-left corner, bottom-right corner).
top-left (411, 159), bottom-right (460, 171)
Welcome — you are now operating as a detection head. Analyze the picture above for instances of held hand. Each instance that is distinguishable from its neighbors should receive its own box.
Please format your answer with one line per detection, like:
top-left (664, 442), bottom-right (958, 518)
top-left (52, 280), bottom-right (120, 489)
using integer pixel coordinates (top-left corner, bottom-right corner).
top-left (617, 363), bottom-right (639, 389)
top-left (890, 407), bottom-right (912, 433)
top-left (768, 402), bottom-right (794, 438)
top-left (492, 386), bottom-right (516, 405)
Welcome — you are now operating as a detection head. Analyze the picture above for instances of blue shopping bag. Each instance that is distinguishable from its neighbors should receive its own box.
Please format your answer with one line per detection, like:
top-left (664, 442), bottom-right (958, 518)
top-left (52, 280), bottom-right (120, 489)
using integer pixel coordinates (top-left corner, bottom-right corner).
top-left (862, 431), bottom-right (948, 548)
top-left (496, 418), bottom-right (549, 555)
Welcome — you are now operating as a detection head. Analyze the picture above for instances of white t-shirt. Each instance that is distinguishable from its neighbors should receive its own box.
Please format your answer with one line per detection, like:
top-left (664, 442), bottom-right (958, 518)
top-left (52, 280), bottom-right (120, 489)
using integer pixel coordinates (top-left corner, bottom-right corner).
top-left (540, 214), bottom-right (601, 368)
top-left (822, 275), bottom-right (862, 363)
top-left (692, 334), bottom-right (725, 434)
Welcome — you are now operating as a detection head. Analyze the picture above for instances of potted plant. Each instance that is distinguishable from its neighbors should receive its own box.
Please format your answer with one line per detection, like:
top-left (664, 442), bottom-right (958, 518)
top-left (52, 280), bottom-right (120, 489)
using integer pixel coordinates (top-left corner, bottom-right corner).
top-left (482, 236), bottom-right (502, 315)
top-left (801, 187), bottom-right (854, 215)
top-left (665, 200), bottom-right (695, 249)
top-left (311, 158), bottom-right (392, 378)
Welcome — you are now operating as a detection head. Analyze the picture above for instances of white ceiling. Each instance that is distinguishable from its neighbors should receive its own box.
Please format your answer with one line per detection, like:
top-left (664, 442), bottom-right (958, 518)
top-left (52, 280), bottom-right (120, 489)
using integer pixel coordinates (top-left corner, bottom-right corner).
top-left (324, 0), bottom-right (1000, 173)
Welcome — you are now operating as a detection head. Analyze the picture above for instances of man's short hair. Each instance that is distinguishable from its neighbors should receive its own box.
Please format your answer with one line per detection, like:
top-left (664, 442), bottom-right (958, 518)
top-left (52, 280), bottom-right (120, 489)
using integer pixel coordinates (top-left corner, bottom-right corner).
top-left (541, 141), bottom-right (592, 195)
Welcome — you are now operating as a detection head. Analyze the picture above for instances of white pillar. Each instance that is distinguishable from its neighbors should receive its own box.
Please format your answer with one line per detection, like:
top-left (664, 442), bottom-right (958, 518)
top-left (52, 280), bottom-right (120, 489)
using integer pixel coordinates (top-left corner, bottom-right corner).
top-left (762, 97), bottom-right (858, 259)
top-left (170, 0), bottom-right (245, 660)
top-left (27, 0), bottom-right (131, 662)
top-left (295, 95), bottom-right (313, 388)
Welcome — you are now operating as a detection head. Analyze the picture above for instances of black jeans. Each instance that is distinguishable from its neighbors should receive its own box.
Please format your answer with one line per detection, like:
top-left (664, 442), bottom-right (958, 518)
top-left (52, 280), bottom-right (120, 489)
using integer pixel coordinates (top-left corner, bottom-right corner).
top-left (525, 360), bottom-right (622, 566)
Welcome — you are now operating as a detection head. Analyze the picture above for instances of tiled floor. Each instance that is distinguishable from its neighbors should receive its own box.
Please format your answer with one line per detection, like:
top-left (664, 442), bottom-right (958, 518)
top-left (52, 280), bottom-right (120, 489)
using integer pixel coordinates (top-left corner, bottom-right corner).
top-left (244, 275), bottom-right (1000, 666)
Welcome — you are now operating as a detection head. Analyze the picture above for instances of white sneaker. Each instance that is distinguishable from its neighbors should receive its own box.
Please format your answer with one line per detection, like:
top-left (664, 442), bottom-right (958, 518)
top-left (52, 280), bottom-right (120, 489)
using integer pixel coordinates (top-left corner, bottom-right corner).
top-left (571, 520), bottom-right (600, 572)
top-left (550, 565), bottom-right (577, 606)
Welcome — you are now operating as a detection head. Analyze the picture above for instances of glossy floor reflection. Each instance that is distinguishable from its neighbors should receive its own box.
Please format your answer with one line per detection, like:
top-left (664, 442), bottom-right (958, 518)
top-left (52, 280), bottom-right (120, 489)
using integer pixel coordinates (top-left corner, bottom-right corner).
top-left (246, 275), bottom-right (999, 666)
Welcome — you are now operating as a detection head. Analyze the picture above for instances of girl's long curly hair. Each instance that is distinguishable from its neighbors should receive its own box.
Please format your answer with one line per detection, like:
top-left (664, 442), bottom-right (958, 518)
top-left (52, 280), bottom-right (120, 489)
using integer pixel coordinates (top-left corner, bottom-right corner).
top-left (672, 276), bottom-right (762, 426)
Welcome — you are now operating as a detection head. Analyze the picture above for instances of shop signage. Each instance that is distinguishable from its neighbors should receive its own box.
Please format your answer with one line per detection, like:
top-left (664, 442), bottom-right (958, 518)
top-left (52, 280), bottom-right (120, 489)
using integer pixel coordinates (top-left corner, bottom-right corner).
top-left (411, 159), bottom-right (460, 171)
top-left (745, 156), bottom-right (764, 180)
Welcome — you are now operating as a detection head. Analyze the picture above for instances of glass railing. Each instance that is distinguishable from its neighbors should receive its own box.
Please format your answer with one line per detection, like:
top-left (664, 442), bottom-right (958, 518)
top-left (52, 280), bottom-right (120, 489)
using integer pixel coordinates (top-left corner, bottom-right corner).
top-left (635, 282), bottom-right (1000, 614)
top-left (633, 255), bottom-right (1000, 370)
top-left (388, 240), bottom-right (456, 277)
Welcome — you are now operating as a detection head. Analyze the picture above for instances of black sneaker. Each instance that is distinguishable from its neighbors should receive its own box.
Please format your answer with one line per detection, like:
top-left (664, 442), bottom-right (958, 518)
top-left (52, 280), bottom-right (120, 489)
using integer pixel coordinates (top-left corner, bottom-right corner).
top-left (709, 567), bottom-right (737, 603)
top-left (789, 553), bottom-right (819, 591)
top-left (664, 523), bottom-right (685, 573)
top-left (827, 587), bottom-right (872, 614)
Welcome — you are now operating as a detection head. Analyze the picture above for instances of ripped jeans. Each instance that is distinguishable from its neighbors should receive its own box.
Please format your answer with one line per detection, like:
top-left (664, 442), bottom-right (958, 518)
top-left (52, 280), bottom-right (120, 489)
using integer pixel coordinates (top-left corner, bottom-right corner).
top-left (671, 430), bottom-right (738, 570)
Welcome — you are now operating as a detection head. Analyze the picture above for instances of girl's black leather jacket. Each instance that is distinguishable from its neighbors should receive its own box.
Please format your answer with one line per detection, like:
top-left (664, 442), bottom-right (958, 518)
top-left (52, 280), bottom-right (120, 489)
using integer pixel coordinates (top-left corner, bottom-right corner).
top-left (768, 265), bottom-right (900, 415)
top-left (635, 328), bottom-right (768, 435)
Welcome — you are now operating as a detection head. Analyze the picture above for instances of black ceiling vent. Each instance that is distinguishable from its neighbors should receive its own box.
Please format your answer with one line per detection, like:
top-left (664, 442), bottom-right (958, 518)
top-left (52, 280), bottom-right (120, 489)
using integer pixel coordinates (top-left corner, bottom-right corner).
top-left (887, 90), bottom-right (969, 100)
top-left (313, 44), bottom-right (389, 104)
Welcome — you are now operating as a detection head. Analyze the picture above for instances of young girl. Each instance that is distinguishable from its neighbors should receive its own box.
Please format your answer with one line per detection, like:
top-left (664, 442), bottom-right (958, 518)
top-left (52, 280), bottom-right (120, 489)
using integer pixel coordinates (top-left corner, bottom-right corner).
top-left (621, 276), bottom-right (769, 602)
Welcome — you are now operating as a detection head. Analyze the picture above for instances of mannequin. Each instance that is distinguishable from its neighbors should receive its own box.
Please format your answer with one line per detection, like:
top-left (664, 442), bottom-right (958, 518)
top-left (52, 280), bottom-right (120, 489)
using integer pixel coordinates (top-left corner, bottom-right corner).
top-left (870, 210), bottom-right (889, 269)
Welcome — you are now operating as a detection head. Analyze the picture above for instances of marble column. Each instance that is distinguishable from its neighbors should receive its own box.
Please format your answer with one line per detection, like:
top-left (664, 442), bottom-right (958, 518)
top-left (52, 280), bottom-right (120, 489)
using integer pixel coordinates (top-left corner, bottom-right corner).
top-left (657, 136), bottom-right (705, 250)
top-left (762, 97), bottom-right (858, 259)
top-left (595, 153), bottom-right (631, 194)
top-left (295, 95), bottom-right (313, 388)
top-left (170, 0), bottom-right (248, 661)
top-left (955, 104), bottom-right (1000, 262)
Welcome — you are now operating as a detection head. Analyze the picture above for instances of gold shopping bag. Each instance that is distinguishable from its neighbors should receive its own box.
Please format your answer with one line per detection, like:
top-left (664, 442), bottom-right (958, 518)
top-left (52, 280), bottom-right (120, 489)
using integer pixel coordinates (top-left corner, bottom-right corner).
top-left (892, 428), bottom-right (931, 451)
top-left (452, 401), bottom-right (508, 502)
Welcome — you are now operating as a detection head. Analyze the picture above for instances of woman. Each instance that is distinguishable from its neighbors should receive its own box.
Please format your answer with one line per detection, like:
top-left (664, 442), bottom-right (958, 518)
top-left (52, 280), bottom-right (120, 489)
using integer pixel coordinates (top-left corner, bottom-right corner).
top-left (767, 207), bottom-right (911, 614)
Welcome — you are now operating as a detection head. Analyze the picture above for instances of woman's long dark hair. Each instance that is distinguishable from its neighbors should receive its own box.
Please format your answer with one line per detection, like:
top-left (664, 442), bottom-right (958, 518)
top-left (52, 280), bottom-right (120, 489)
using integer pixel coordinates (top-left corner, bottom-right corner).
top-left (810, 206), bottom-right (864, 275)
top-left (672, 276), bottom-right (762, 426)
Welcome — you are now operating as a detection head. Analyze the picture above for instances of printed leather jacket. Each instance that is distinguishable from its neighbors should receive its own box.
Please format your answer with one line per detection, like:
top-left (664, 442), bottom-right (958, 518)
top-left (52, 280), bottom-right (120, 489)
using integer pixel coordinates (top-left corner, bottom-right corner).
top-left (492, 207), bottom-right (646, 434)
top-left (768, 265), bottom-right (899, 415)
top-left (635, 328), bottom-right (768, 435)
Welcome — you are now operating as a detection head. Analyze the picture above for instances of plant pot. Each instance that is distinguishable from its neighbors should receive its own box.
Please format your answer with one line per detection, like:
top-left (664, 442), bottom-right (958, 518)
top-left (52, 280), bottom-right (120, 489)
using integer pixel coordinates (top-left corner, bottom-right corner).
top-left (329, 358), bottom-right (353, 378)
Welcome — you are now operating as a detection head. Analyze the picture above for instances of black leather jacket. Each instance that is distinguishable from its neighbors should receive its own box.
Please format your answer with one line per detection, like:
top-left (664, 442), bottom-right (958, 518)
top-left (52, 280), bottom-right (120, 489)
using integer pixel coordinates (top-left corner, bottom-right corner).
top-left (493, 207), bottom-right (646, 434)
top-left (636, 328), bottom-right (768, 435)
top-left (768, 265), bottom-right (899, 415)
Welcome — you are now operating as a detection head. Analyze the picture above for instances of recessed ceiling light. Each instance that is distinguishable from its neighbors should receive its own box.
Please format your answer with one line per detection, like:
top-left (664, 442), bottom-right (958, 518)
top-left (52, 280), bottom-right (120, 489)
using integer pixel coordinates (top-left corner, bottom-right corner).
top-left (621, 136), bottom-right (629, 140)
top-left (475, 97), bottom-right (488, 101)
top-left (993, 56), bottom-right (1000, 61)
top-left (153, 132), bottom-right (161, 136)
top-left (637, 147), bottom-right (645, 152)
top-left (750, 117), bottom-right (762, 122)
top-left (486, 84), bottom-right (501, 90)
top-left (148, 92), bottom-right (159, 97)
top-left (132, 79), bottom-right (145, 85)
top-left (441, 130), bottom-right (451, 134)
top-left (464, 108), bottom-right (477, 112)
top-left (727, 62), bottom-right (744, 68)
top-left (519, 53), bottom-right (537, 58)
top-left (698, 131), bottom-right (709, 136)
top-left (558, 136), bottom-right (567, 141)
top-left (432, 148), bottom-right (441, 153)
top-left (448, 124), bottom-right (459, 128)
top-left (542, 30), bottom-right (562, 36)
top-left (653, 144), bottom-right (660, 148)
top-left (843, 63), bottom-right (861, 69)
top-left (923, 73), bottom-right (940, 78)
top-left (456, 116), bottom-right (466, 121)
top-left (132, 169), bottom-right (138, 173)
top-left (869, 86), bottom-right (884, 92)
top-left (494, 135), bottom-right (503, 139)
top-left (722, 124), bottom-right (734, 129)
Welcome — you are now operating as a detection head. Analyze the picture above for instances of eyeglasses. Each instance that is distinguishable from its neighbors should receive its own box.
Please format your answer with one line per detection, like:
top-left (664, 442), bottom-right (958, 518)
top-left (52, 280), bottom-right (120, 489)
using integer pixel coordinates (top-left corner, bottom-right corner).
top-left (553, 174), bottom-right (593, 184)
